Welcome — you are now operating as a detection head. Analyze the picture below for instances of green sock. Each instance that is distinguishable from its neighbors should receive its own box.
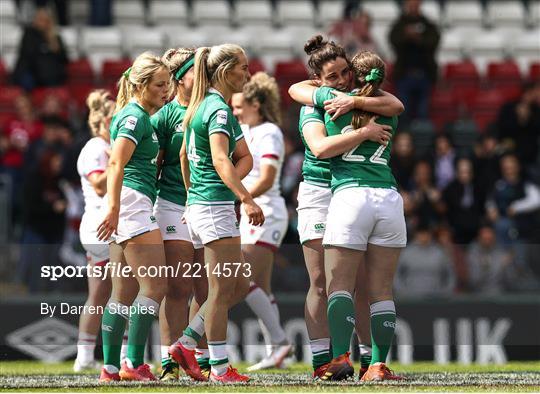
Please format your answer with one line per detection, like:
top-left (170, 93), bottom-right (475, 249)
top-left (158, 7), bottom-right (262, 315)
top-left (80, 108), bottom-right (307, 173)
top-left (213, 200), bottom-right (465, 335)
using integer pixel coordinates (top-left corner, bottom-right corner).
top-left (369, 300), bottom-right (396, 364)
top-left (327, 291), bottom-right (355, 358)
top-left (359, 344), bottom-right (372, 368)
top-left (101, 301), bottom-right (128, 369)
top-left (161, 356), bottom-right (178, 369)
top-left (197, 357), bottom-right (210, 370)
top-left (126, 296), bottom-right (159, 368)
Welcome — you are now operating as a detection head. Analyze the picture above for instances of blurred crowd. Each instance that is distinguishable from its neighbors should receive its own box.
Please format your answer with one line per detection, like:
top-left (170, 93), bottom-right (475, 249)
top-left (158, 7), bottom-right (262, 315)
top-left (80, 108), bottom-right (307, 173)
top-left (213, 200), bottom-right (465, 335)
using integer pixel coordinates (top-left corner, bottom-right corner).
top-left (1, 0), bottom-right (539, 296)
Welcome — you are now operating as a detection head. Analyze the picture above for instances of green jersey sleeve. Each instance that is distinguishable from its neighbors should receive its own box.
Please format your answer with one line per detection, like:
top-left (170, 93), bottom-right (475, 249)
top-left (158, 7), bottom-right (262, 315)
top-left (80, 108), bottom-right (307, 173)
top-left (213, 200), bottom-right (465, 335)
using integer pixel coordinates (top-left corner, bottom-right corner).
top-left (208, 108), bottom-right (235, 138)
top-left (232, 116), bottom-right (244, 142)
top-left (116, 114), bottom-right (145, 145)
top-left (313, 86), bottom-right (338, 108)
top-left (300, 105), bottom-right (325, 129)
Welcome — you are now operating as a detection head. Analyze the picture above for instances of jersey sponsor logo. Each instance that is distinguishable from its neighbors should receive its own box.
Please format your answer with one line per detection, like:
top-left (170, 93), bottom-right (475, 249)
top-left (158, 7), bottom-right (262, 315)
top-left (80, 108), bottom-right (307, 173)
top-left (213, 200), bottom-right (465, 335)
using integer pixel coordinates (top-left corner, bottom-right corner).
top-left (174, 123), bottom-right (183, 133)
top-left (125, 116), bottom-right (138, 130)
top-left (346, 315), bottom-right (356, 325)
top-left (314, 223), bottom-right (325, 233)
top-left (272, 230), bottom-right (281, 241)
top-left (235, 221), bottom-right (240, 229)
top-left (304, 106), bottom-right (315, 114)
top-left (383, 320), bottom-right (396, 329)
top-left (166, 225), bottom-right (176, 233)
top-left (152, 132), bottom-right (158, 141)
top-left (216, 110), bottom-right (228, 125)
top-left (102, 324), bottom-right (113, 332)
top-left (150, 215), bottom-right (156, 223)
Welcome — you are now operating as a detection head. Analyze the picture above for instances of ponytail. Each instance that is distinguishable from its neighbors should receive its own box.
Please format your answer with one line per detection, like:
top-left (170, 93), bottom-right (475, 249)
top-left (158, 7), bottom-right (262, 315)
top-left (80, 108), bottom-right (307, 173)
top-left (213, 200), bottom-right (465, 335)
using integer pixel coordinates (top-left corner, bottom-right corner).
top-left (115, 73), bottom-right (134, 112)
top-left (183, 47), bottom-right (211, 130)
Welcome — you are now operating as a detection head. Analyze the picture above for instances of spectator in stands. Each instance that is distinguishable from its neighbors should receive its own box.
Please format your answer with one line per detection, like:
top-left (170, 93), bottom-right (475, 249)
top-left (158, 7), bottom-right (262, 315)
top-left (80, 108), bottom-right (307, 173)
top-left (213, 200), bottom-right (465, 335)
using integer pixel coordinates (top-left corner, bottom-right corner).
top-left (12, 7), bottom-right (68, 90)
top-left (486, 154), bottom-right (540, 268)
top-left (473, 133), bottom-right (501, 200)
top-left (394, 224), bottom-right (456, 297)
top-left (328, 9), bottom-right (380, 57)
top-left (90, 0), bottom-right (112, 26)
top-left (442, 158), bottom-right (485, 244)
top-left (14, 0), bottom-right (69, 26)
top-left (408, 160), bottom-right (444, 229)
top-left (496, 81), bottom-right (540, 175)
top-left (433, 134), bottom-right (456, 190)
top-left (389, 0), bottom-right (440, 126)
top-left (18, 148), bottom-right (66, 293)
top-left (0, 94), bottom-right (44, 226)
top-left (391, 131), bottom-right (417, 191)
top-left (23, 115), bottom-right (70, 176)
top-left (466, 224), bottom-right (512, 294)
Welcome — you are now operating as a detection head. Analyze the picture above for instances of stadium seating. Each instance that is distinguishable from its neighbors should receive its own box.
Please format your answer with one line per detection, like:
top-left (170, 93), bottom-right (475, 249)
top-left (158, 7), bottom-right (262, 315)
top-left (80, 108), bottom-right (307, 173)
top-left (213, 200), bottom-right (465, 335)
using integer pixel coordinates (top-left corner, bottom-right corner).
top-left (421, 0), bottom-right (442, 24)
top-left (444, 1), bottom-right (485, 27)
top-left (277, 0), bottom-right (317, 27)
top-left (192, 0), bottom-right (233, 27)
top-left (68, 0), bottom-right (89, 26)
top-left (471, 88), bottom-right (505, 132)
top-left (361, 0), bottom-right (400, 28)
top-left (235, 0), bottom-right (276, 27)
top-left (0, 86), bottom-right (22, 113)
top-left (530, 62), bottom-right (540, 81)
top-left (31, 86), bottom-right (70, 109)
top-left (437, 28), bottom-right (468, 64)
top-left (81, 27), bottom-right (124, 72)
top-left (0, 59), bottom-right (7, 86)
top-left (112, 0), bottom-right (146, 26)
top-left (165, 27), bottom-right (209, 51)
top-left (429, 87), bottom-right (459, 132)
top-left (468, 30), bottom-right (507, 74)
top-left (487, 60), bottom-right (522, 99)
top-left (101, 59), bottom-right (133, 86)
top-left (409, 119), bottom-right (435, 157)
top-left (448, 119), bottom-right (478, 156)
top-left (0, 0), bottom-right (18, 26)
top-left (0, 25), bottom-right (22, 70)
top-left (59, 27), bottom-right (80, 60)
top-left (274, 60), bottom-right (309, 105)
top-left (122, 27), bottom-right (165, 59)
top-left (317, 0), bottom-right (344, 29)
top-left (248, 58), bottom-right (266, 75)
top-left (512, 29), bottom-right (540, 74)
top-left (486, 1), bottom-right (526, 28)
top-left (69, 83), bottom-right (96, 111)
top-left (148, 0), bottom-right (189, 28)
top-left (67, 59), bottom-right (94, 86)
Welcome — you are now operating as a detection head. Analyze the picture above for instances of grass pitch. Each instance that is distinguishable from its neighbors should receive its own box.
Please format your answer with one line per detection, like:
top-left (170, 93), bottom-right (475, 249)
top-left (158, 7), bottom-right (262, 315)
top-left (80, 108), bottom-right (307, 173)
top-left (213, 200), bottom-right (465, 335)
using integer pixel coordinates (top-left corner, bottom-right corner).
top-left (1, 361), bottom-right (539, 392)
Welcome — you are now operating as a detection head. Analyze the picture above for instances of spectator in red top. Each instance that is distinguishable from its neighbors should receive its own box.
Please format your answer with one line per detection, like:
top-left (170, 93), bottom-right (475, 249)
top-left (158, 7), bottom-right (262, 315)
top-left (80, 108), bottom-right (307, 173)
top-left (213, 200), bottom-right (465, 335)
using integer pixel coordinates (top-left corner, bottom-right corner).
top-left (1, 94), bottom-right (44, 169)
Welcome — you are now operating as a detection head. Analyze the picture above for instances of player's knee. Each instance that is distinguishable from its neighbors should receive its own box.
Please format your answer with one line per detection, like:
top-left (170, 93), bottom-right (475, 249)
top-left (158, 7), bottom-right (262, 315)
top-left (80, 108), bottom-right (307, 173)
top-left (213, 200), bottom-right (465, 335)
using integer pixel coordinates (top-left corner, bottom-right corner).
top-left (309, 283), bottom-right (327, 300)
top-left (166, 278), bottom-right (192, 301)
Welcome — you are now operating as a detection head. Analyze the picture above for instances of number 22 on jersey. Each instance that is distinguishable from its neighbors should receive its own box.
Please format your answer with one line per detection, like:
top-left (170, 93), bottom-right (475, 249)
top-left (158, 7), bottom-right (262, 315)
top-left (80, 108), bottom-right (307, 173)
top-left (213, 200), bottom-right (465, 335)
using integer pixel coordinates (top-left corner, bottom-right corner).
top-left (341, 125), bottom-right (388, 165)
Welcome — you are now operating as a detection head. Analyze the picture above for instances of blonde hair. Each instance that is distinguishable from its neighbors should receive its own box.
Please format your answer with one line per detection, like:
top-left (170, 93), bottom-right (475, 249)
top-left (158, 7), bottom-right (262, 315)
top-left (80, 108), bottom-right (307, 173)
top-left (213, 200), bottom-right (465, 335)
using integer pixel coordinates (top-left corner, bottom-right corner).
top-left (86, 89), bottom-right (115, 137)
top-left (115, 51), bottom-right (169, 112)
top-left (350, 51), bottom-right (386, 129)
top-left (242, 72), bottom-right (282, 126)
top-left (162, 47), bottom-right (196, 85)
top-left (183, 44), bottom-right (245, 130)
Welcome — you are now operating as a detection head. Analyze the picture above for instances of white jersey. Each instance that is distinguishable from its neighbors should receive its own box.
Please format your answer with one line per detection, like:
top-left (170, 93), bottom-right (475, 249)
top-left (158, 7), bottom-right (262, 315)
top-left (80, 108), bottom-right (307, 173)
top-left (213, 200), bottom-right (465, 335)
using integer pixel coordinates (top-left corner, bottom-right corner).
top-left (242, 122), bottom-right (285, 206)
top-left (77, 137), bottom-right (109, 212)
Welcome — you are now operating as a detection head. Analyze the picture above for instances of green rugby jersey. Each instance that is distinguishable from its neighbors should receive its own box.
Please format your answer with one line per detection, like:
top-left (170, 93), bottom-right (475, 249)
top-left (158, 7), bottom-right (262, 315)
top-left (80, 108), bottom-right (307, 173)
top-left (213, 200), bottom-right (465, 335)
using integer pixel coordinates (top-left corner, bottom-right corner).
top-left (313, 86), bottom-right (398, 192)
top-left (298, 105), bottom-right (331, 188)
top-left (110, 101), bottom-right (159, 203)
top-left (185, 88), bottom-right (244, 205)
top-left (151, 99), bottom-right (188, 206)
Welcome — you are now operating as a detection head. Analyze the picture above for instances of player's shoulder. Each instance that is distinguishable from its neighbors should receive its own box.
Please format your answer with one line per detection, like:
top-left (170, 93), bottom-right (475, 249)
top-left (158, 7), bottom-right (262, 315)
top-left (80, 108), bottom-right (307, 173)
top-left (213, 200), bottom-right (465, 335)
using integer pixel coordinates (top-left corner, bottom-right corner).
top-left (259, 122), bottom-right (283, 136)
top-left (83, 136), bottom-right (108, 152)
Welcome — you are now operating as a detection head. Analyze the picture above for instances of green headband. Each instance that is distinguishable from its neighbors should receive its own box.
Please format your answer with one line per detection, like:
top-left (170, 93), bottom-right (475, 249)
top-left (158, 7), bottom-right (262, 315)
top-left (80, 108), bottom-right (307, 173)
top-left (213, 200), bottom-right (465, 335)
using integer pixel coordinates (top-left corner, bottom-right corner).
top-left (365, 68), bottom-right (383, 83)
top-left (123, 66), bottom-right (132, 79)
top-left (174, 54), bottom-right (195, 80)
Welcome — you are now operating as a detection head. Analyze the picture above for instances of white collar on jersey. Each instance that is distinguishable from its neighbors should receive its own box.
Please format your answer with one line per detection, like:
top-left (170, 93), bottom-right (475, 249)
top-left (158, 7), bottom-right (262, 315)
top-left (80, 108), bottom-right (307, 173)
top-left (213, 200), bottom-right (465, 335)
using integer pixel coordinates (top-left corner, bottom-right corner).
top-left (208, 87), bottom-right (225, 99)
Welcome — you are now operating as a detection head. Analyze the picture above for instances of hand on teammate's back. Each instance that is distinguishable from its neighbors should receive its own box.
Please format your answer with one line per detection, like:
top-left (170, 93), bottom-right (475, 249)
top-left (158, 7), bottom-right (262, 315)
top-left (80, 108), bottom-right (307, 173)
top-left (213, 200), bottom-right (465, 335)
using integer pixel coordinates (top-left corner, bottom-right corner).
top-left (358, 117), bottom-right (392, 145)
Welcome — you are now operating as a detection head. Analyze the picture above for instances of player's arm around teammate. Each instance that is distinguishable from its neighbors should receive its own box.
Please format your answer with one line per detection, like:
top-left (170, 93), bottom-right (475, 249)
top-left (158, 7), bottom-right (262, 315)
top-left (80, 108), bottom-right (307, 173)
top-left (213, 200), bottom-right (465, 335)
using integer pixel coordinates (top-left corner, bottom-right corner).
top-left (169, 44), bottom-right (263, 383)
top-left (96, 52), bottom-right (171, 382)
top-left (319, 52), bottom-right (406, 381)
